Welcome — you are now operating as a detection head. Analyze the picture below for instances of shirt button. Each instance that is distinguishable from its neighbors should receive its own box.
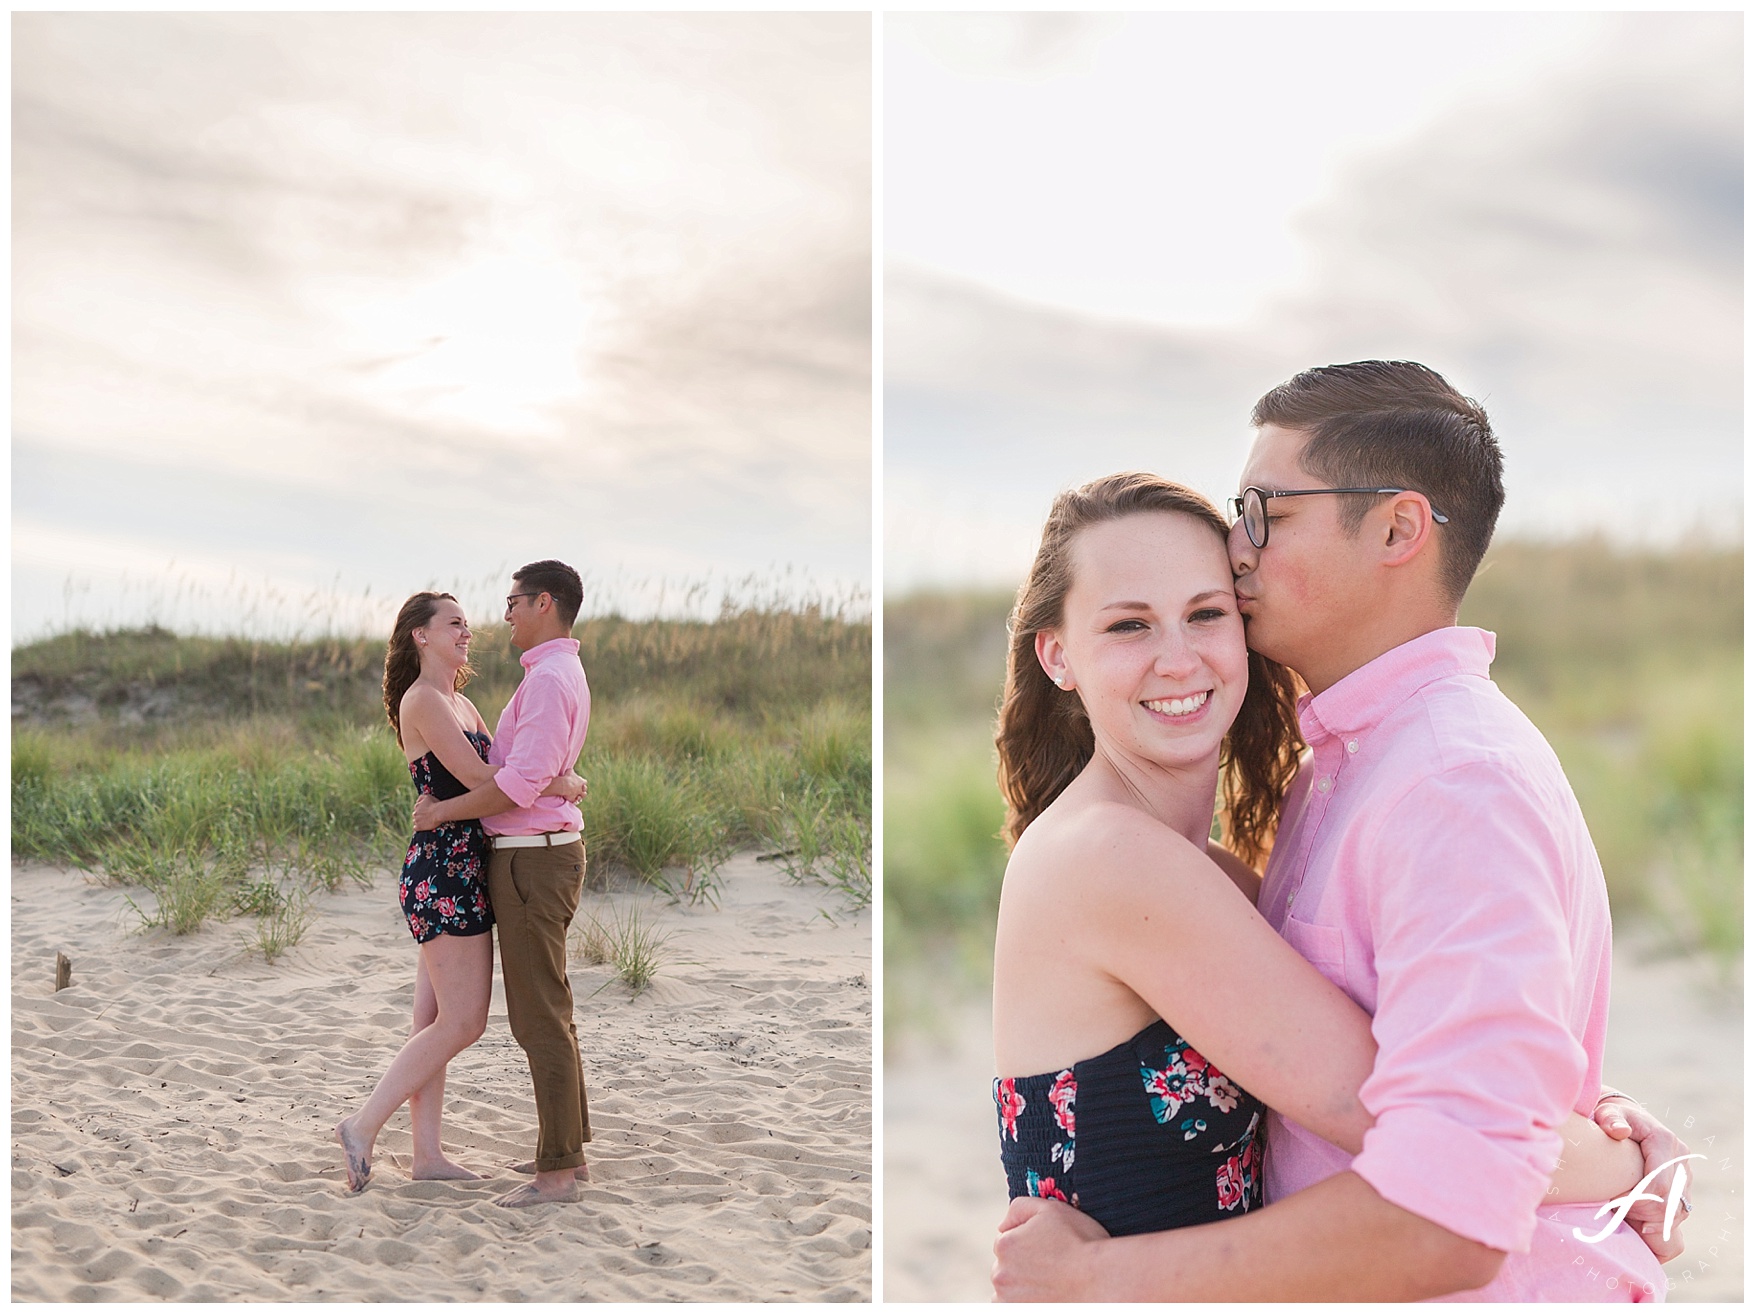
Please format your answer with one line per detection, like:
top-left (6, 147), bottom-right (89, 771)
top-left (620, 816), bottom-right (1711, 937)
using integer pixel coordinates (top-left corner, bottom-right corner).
top-left (1346, 739), bottom-right (1359, 754)
top-left (1316, 776), bottom-right (1332, 794)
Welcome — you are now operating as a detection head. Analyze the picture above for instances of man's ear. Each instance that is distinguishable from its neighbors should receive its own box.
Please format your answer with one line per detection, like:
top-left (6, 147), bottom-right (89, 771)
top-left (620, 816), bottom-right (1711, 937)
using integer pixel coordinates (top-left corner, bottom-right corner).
top-left (1380, 492), bottom-right (1437, 568)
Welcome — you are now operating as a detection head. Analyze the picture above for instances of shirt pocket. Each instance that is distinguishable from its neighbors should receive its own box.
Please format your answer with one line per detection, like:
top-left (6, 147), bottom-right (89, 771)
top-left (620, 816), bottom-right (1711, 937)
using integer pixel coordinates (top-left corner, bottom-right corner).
top-left (1280, 910), bottom-right (1347, 984)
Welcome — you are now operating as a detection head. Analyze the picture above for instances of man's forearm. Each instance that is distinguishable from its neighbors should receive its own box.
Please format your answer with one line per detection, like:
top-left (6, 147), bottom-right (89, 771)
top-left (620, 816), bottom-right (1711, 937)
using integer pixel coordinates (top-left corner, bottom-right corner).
top-left (428, 781), bottom-right (518, 825)
top-left (1091, 1172), bottom-right (1503, 1301)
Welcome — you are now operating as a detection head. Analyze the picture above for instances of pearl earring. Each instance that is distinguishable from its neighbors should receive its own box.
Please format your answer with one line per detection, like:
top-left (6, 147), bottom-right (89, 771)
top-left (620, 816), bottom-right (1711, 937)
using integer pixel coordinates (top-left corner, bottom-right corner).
top-left (1052, 674), bottom-right (1066, 688)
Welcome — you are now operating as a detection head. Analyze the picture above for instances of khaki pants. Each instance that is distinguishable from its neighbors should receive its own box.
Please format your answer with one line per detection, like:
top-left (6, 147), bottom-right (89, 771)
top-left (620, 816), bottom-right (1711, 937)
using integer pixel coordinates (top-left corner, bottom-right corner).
top-left (489, 840), bottom-right (591, 1171)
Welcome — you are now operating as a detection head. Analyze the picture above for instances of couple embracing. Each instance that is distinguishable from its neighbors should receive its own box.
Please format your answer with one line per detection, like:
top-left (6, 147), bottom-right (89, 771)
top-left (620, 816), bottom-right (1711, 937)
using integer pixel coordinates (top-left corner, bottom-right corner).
top-left (336, 559), bottom-right (593, 1209)
top-left (989, 362), bottom-right (1691, 1300)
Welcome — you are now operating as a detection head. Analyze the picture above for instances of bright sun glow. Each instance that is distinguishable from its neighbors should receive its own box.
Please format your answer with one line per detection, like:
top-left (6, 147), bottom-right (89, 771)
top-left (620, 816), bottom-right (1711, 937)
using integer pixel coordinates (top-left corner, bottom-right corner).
top-left (347, 254), bottom-right (598, 435)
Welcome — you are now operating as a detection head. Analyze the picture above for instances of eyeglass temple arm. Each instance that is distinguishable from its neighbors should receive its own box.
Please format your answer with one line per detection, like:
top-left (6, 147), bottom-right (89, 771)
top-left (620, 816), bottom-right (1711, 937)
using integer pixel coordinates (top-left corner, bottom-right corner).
top-left (1243, 487), bottom-right (1449, 523)
top-left (1313, 487), bottom-right (1451, 523)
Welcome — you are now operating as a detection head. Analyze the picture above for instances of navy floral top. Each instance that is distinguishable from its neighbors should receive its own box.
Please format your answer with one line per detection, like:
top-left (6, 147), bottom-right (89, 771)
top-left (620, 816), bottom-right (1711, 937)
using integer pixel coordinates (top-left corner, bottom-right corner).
top-left (398, 730), bottom-right (494, 944)
top-left (995, 1019), bottom-right (1264, 1235)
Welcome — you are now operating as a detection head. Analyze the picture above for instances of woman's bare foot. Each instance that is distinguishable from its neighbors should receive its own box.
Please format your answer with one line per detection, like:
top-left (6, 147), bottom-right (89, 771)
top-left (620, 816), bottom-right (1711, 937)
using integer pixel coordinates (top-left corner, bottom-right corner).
top-left (510, 1158), bottom-right (590, 1181)
top-left (335, 1117), bottom-right (373, 1192)
top-left (495, 1172), bottom-right (581, 1208)
top-left (411, 1156), bottom-right (481, 1181)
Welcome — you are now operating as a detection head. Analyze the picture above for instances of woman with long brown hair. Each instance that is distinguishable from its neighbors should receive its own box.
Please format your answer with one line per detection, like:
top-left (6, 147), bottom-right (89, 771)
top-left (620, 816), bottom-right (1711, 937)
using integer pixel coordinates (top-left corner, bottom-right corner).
top-left (988, 473), bottom-right (1638, 1243)
top-left (335, 591), bottom-right (584, 1192)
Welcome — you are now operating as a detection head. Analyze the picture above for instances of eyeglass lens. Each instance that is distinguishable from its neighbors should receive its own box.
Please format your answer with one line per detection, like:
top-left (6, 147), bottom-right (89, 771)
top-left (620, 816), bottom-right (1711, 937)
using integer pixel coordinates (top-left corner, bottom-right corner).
top-left (1243, 488), bottom-right (1267, 548)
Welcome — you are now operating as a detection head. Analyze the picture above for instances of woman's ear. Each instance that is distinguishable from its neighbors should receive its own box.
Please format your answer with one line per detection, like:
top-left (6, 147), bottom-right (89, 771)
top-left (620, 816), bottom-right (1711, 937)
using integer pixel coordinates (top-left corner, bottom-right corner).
top-left (1035, 630), bottom-right (1072, 690)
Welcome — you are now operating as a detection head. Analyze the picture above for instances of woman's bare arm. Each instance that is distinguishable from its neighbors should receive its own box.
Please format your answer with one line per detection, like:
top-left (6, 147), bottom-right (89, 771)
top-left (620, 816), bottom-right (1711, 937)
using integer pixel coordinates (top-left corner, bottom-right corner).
top-left (1547, 1111), bottom-right (1643, 1204)
top-left (1062, 803), bottom-right (1377, 1154)
top-left (1070, 809), bottom-right (1622, 1186)
top-left (408, 689), bottom-right (582, 801)
top-left (1205, 839), bottom-right (1262, 904)
top-left (402, 686), bottom-right (499, 789)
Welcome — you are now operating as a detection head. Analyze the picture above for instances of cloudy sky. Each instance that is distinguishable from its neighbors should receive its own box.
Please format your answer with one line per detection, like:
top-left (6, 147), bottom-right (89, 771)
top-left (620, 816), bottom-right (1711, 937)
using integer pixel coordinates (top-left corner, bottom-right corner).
top-left (13, 13), bottom-right (870, 638)
top-left (885, 12), bottom-right (1741, 590)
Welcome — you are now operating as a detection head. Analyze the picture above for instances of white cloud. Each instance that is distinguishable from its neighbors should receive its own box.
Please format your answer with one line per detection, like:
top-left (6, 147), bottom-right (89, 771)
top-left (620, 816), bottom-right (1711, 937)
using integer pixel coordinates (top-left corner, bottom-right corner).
top-left (13, 13), bottom-right (871, 637)
top-left (885, 12), bottom-right (1740, 587)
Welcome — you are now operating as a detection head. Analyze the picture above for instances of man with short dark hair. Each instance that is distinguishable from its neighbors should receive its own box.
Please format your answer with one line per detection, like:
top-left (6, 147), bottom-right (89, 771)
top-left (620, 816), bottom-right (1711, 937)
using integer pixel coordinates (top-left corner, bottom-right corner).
top-left (415, 558), bottom-right (592, 1208)
top-left (992, 362), bottom-right (1688, 1299)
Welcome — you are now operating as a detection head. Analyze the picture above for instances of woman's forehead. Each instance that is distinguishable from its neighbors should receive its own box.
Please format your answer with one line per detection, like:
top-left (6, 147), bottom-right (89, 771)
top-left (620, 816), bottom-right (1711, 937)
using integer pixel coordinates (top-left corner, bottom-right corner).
top-left (1069, 512), bottom-right (1230, 591)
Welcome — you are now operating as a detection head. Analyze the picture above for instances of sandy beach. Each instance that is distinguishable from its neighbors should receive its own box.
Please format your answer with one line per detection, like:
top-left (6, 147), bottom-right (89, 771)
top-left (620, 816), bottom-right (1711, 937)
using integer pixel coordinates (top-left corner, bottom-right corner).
top-left (12, 852), bottom-right (871, 1301)
top-left (884, 926), bottom-right (1742, 1303)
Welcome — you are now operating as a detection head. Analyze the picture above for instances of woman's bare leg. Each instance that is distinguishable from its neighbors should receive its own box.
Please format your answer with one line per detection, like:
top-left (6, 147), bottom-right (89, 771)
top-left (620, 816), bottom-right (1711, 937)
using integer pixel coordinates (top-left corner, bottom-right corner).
top-left (405, 953), bottom-right (440, 1154)
top-left (335, 931), bottom-right (492, 1191)
top-left (406, 945), bottom-right (487, 1180)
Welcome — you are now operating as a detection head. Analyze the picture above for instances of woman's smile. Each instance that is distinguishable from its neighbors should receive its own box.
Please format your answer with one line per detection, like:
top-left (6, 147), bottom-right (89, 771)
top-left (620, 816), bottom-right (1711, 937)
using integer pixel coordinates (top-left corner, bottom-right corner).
top-left (1141, 689), bottom-right (1211, 720)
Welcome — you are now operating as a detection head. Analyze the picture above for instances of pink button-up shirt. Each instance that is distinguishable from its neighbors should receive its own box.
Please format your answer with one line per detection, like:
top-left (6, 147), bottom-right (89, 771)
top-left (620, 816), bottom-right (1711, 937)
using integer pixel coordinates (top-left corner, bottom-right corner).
top-left (1259, 627), bottom-right (1664, 1302)
top-left (483, 637), bottom-right (590, 837)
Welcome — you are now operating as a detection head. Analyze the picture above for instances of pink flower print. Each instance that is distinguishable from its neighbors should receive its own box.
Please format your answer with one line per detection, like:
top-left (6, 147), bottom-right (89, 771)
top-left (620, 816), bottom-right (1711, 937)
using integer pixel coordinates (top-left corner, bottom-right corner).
top-left (1143, 1066), bottom-right (1185, 1122)
top-left (1216, 1155), bottom-right (1245, 1210)
top-left (1025, 1169), bottom-right (1068, 1203)
top-left (436, 896), bottom-right (457, 918)
top-left (995, 1078), bottom-right (1026, 1141)
top-left (1142, 1049), bottom-right (1207, 1124)
top-left (415, 880), bottom-right (431, 902)
top-left (1047, 1070), bottom-right (1077, 1137)
top-left (1207, 1073), bottom-right (1241, 1114)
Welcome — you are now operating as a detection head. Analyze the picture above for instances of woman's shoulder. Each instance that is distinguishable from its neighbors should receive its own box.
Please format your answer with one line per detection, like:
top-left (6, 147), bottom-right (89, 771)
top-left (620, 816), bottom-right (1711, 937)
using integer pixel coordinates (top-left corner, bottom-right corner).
top-left (399, 681), bottom-right (445, 720)
top-left (400, 679), bottom-right (444, 707)
top-left (1008, 793), bottom-right (1208, 900)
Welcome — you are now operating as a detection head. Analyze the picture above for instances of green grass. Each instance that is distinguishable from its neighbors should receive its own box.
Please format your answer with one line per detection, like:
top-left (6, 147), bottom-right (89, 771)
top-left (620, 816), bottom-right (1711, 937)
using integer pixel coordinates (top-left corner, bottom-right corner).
top-left (241, 885), bottom-right (315, 963)
top-left (13, 608), bottom-right (873, 938)
top-left (572, 904), bottom-right (672, 996)
top-left (13, 607), bottom-right (869, 735)
top-left (1460, 541), bottom-right (1743, 959)
top-left (884, 542), bottom-right (1743, 1031)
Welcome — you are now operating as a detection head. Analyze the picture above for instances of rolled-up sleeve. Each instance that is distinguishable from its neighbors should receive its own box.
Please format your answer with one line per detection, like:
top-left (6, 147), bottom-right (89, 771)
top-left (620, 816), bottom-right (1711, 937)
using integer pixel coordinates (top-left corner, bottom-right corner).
top-left (1349, 763), bottom-right (1585, 1254)
top-left (493, 674), bottom-right (572, 809)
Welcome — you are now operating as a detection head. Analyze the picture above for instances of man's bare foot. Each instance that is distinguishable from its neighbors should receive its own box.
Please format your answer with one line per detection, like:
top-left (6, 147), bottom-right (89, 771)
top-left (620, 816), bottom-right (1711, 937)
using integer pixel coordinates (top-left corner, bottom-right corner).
top-left (510, 1159), bottom-right (590, 1182)
top-left (495, 1172), bottom-right (581, 1208)
top-left (411, 1156), bottom-right (481, 1181)
top-left (335, 1117), bottom-right (373, 1192)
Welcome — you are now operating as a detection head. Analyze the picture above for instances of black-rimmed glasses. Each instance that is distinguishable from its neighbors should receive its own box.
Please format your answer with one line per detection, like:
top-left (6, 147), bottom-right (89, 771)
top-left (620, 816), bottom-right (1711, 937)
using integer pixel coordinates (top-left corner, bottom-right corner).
top-left (505, 592), bottom-right (543, 611)
top-left (1227, 485), bottom-right (1449, 549)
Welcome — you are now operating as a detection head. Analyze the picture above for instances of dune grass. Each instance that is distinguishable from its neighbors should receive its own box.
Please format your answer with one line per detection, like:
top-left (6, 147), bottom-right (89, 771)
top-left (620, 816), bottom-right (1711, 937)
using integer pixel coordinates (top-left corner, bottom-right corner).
top-left (571, 904), bottom-right (673, 996)
top-left (884, 541), bottom-right (1743, 1030)
top-left (12, 607), bottom-right (873, 943)
top-left (1462, 540), bottom-right (1743, 963)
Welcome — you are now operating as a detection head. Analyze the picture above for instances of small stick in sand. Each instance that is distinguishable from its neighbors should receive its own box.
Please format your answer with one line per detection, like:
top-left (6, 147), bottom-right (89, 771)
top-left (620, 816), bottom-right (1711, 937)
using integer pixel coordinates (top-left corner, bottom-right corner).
top-left (54, 953), bottom-right (71, 992)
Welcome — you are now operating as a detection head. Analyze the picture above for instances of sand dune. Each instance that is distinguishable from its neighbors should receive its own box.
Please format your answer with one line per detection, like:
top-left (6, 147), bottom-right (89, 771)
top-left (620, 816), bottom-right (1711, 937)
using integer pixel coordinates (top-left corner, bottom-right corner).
top-left (884, 927), bottom-right (1741, 1303)
top-left (12, 852), bottom-right (871, 1301)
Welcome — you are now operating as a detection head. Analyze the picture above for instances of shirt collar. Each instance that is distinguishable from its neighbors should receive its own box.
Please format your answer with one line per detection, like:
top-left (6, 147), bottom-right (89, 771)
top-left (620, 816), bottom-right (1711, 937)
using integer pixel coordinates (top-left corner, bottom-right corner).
top-left (1297, 626), bottom-right (1496, 746)
top-left (519, 636), bottom-right (581, 670)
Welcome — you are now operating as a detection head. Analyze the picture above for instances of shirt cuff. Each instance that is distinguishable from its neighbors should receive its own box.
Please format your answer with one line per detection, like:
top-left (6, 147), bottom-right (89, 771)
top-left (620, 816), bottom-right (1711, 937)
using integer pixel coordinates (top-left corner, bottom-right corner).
top-left (1351, 1104), bottom-right (1557, 1253)
top-left (493, 764), bottom-right (542, 810)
